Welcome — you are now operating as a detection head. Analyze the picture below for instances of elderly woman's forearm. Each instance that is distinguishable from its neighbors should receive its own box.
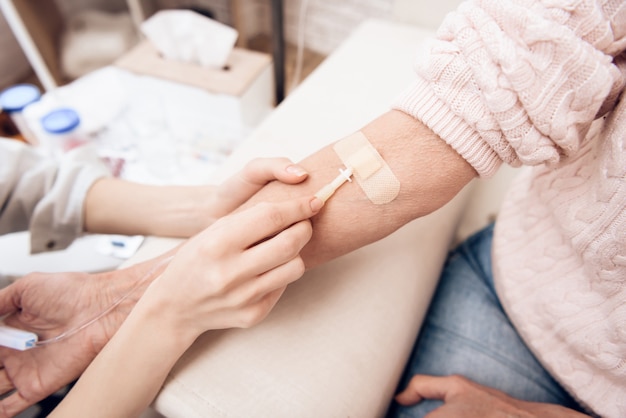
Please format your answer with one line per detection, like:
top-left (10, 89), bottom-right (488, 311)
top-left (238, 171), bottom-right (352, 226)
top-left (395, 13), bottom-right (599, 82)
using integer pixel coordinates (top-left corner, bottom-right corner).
top-left (243, 110), bottom-right (477, 269)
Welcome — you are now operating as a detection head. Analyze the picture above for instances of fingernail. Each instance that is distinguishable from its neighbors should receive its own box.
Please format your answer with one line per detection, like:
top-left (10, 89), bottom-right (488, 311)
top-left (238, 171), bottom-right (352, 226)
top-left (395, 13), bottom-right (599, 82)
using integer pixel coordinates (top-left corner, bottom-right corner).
top-left (286, 164), bottom-right (308, 177)
top-left (309, 197), bottom-right (324, 212)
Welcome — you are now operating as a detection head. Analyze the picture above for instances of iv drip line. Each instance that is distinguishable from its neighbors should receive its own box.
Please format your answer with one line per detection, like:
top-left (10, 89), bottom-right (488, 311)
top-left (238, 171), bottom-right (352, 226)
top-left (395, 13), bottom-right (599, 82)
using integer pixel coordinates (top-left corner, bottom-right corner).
top-left (34, 255), bottom-right (174, 347)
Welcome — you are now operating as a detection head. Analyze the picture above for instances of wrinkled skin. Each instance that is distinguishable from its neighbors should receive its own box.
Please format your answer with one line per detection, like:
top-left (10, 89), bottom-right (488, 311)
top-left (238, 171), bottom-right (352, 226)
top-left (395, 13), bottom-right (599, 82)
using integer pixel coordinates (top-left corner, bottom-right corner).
top-left (0, 260), bottom-right (163, 417)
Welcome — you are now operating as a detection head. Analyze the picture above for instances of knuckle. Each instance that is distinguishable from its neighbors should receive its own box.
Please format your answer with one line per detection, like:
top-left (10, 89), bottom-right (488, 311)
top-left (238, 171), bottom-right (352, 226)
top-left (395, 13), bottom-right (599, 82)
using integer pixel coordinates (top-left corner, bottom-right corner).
top-left (210, 215), bottom-right (232, 233)
top-left (261, 203), bottom-right (286, 229)
top-left (242, 158), bottom-right (267, 182)
top-left (448, 374), bottom-right (470, 393)
top-left (296, 220), bottom-right (313, 244)
top-left (243, 159), bottom-right (259, 173)
top-left (198, 238), bottom-right (224, 257)
top-left (302, 219), bottom-right (313, 237)
top-left (290, 257), bottom-right (306, 278)
top-left (230, 286), bottom-right (258, 309)
top-left (28, 272), bottom-right (46, 282)
top-left (199, 224), bottom-right (236, 256)
top-left (208, 266), bottom-right (239, 296)
top-left (238, 306), bottom-right (267, 328)
top-left (275, 232), bottom-right (302, 257)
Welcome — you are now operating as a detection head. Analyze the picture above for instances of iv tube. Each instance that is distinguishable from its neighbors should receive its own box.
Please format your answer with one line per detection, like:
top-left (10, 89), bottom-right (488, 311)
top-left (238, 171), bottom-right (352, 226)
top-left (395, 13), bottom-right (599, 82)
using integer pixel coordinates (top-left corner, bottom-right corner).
top-left (35, 255), bottom-right (174, 347)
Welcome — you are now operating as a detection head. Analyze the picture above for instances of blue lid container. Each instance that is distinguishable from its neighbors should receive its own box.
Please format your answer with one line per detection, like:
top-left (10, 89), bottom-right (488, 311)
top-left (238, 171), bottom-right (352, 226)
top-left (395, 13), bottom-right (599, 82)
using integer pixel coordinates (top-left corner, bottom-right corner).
top-left (41, 108), bottom-right (81, 134)
top-left (0, 84), bottom-right (41, 113)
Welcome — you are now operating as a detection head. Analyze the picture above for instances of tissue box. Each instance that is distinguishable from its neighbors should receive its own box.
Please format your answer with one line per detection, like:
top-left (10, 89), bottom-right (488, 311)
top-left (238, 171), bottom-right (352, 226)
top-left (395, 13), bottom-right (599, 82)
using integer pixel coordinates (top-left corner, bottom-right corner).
top-left (114, 40), bottom-right (274, 126)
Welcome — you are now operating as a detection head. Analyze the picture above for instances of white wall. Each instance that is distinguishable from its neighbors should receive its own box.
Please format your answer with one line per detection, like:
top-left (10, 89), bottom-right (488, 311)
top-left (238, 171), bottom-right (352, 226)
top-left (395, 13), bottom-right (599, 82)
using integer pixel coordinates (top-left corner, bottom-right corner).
top-left (283, 0), bottom-right (393, 55)
top-left (243, 0), bottom-right (394, 56)
top-left (392, 0), bottom-right (463, 30)
top-left (0, 0), bottom-right (465, 90)
top-left (56, 0), bottom-right (128, 18)
top-left (153, 0), bottom-right (233, 26)
top-left (241, 0), bottom-right (464, 56)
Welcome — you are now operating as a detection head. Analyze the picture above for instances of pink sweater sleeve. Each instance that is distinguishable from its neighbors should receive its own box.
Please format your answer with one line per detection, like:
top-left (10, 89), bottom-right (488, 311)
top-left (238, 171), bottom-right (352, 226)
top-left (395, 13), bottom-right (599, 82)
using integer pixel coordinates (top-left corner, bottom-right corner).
top-left (394, 0), bottom-right (626, 177)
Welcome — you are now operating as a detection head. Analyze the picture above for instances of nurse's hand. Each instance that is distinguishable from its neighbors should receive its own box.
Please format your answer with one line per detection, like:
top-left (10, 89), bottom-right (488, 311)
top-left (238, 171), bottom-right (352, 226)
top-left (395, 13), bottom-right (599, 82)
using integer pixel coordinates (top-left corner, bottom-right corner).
top-left (205, 158), bottom-right (310, 223)
top-left (136, 195), bottom-right (323, 343)
top-left (84, 157), bottom-right (309, 239)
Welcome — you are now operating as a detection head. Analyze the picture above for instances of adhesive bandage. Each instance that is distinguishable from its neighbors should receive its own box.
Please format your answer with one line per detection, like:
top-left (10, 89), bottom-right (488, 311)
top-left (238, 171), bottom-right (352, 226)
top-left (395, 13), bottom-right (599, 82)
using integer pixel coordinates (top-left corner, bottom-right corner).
top-left (332, 131), bottom-right (400, 204)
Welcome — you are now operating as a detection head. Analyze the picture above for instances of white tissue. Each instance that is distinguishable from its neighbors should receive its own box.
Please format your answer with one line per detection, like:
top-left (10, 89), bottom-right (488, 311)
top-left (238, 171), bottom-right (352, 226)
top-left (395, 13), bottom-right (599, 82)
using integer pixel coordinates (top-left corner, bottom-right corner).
top-left (140, 10), bottom-right (238, 69)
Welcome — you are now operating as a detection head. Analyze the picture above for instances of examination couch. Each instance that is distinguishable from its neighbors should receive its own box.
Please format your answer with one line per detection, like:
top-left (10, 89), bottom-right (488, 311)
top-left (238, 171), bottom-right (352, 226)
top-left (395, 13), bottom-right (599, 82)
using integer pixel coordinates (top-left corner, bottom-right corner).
top-left (127, 17), bottom-right (518, 418)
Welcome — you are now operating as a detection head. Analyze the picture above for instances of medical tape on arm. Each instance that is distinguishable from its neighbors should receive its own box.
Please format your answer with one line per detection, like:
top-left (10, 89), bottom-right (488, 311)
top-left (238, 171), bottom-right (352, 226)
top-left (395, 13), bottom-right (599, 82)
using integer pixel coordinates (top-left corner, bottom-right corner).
top-left (333, 131), bottom-right (400, 204)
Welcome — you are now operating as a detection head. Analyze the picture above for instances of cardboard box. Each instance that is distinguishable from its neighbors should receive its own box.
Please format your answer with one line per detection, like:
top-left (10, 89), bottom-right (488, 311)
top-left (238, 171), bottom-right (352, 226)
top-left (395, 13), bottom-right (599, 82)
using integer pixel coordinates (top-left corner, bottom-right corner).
top-left (115, 40), bottom-right (274, 126)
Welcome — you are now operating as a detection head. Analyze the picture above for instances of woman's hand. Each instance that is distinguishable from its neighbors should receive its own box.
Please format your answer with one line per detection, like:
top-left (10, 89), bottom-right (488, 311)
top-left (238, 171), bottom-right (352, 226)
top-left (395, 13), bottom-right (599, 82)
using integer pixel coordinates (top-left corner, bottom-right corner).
top-left (137, 194), bottom-right (323, 343)
top-left (204, 157), bottom-right (309, 222)
top-left (395, 375), bottom-right (589, 417)
top-left (84, 158), bottom-right (309, 238)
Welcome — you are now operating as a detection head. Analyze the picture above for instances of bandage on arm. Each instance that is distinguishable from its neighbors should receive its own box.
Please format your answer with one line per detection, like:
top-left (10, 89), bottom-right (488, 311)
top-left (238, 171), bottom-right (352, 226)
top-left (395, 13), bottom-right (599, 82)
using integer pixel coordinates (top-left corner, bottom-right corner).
top-left (314, 131), bottom-right (401, 204)
top-left (244, 110), bottom-right (477, 268)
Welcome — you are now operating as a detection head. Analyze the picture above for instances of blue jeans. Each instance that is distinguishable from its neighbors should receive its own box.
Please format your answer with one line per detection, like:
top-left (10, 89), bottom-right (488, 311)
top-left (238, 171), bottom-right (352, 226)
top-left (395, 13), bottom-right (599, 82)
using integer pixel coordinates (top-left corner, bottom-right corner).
top-left (386, 224), bottom-right (584, 417)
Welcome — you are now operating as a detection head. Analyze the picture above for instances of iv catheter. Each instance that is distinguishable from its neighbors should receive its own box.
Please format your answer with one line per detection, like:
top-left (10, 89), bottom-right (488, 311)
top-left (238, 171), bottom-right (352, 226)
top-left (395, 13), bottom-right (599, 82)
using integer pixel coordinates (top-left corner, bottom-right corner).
top-left (314, 166), bottom-right (353, 203)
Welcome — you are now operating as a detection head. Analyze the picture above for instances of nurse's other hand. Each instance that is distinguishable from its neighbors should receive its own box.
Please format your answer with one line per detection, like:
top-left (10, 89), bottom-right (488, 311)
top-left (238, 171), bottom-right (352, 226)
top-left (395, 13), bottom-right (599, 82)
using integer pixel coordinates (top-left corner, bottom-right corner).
top-left (206, 158), bottom-right (309, 221)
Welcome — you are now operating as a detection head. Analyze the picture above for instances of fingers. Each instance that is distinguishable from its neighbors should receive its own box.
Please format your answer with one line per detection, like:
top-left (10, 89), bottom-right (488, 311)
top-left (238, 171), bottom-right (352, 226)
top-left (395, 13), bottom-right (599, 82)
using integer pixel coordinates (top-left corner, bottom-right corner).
top-left (228, 261), bottom-right (303, 328)
top-left (253, 257), bottom-right (305, 299)
top-left (395, 375), bottom-right (457, 406)
top-left (0, 393), bottom-right (35, 418)
top-left (0, 369), bottom-right (13, 396)
top-left (235, 254), bottom-right (306, 308)
top-left (241, 158), bottom-right (309, 185)
top-left (221, 196), bottom-right (322, 251)
top-left (0, 285), bottom-right (20, 318)
top-left (224, 255), bottom-right (306, 329)
top-left (217, 158), bottom-right (309, 206)
top-left (239, 219), bottom-right (312, 278)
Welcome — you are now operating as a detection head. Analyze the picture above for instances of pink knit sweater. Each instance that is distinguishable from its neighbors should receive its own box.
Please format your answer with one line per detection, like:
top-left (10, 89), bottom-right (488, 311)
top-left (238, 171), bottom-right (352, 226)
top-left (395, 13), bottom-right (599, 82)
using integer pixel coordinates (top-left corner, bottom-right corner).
top-left (394, 0), bottom-right (625, 416)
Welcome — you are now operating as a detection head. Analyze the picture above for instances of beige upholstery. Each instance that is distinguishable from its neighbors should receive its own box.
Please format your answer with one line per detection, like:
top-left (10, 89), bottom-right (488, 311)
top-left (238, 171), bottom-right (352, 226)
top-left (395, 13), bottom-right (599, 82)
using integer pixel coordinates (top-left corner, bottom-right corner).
top-left (127, 19), bottom-right (517, 417)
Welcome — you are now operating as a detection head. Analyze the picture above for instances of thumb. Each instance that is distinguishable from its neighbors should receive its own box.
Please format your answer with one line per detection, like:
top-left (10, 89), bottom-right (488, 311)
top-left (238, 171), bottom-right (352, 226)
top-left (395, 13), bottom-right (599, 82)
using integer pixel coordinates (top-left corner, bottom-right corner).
top-left (217, 158), bottom-right (308, 207)
top-left (0, 282), bottom-right (21, 317)
top-left (395, 375), bottom-right (451, 406)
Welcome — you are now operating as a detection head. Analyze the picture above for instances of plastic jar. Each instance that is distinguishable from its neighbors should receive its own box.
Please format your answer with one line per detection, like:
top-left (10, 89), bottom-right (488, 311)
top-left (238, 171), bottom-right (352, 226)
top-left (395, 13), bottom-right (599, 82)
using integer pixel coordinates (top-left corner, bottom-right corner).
top-left (0, 83), bottom-right (41, 144)
top-left (40, 108), bottom-right (88, 157)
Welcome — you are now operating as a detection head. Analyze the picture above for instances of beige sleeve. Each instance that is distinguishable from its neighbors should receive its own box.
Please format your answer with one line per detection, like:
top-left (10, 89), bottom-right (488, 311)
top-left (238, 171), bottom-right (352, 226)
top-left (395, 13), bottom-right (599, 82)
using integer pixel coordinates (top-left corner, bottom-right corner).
top-left (0, 139), bottom-right (110, 253)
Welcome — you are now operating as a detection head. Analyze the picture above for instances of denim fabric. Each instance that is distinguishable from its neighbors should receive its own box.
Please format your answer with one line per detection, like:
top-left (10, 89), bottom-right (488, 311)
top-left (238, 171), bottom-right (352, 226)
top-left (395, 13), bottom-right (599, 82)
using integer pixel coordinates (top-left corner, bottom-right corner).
top-left (386, 224), bottom-right (584, 417)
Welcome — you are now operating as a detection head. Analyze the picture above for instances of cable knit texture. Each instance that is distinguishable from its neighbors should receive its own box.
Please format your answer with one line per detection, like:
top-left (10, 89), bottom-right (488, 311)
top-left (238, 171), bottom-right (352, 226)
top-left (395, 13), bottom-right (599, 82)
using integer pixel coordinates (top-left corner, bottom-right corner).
top-left (394, 1), bottom-right (625, 416)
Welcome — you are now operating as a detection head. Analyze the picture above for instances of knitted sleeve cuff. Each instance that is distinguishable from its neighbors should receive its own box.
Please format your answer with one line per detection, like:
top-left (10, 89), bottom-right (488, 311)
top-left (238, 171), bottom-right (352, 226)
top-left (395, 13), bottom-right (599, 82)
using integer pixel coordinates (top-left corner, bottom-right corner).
top-left (393, 76), bottom-right (502, 178)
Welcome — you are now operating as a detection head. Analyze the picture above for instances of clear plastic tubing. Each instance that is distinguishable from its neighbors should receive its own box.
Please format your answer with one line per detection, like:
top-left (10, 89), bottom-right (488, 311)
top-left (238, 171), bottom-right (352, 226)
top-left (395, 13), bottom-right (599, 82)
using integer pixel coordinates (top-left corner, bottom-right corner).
top-left (35, 254), bottom-right (174, 347)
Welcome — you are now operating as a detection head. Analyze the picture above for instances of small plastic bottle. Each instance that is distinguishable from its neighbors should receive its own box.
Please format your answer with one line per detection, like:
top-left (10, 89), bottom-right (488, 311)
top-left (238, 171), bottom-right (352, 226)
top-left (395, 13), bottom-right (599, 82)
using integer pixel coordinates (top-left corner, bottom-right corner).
top-left (40, 108), bottom-right (88, 157)
top-left (0, 83), bottom-right (41, 144)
